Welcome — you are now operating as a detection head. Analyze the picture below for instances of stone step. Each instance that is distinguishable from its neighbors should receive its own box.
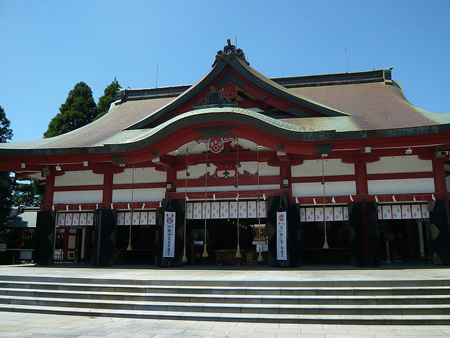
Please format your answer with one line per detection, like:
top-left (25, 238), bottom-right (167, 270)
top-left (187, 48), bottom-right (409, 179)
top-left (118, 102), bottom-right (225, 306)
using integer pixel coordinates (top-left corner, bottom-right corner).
top-left (1, 287), bottom-right (449, 305)
top-left (1, 275), bottom-right (449, 287)
top-left (1, 274), bottom-right (449, 324)
top-left (0, 303), bottom-right (449, 325)
top-left (0, 295), bottom-right (448, 315)
top-left (1, 280), bottom-right (450, 295)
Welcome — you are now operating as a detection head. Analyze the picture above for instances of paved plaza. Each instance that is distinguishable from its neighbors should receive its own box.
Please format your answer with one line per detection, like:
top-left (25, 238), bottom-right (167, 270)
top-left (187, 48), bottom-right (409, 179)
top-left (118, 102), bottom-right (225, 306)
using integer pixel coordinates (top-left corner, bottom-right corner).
top-left (2, 311), bottom-right (450, 338)
top-left (1, 264), bottom-right (450, 337)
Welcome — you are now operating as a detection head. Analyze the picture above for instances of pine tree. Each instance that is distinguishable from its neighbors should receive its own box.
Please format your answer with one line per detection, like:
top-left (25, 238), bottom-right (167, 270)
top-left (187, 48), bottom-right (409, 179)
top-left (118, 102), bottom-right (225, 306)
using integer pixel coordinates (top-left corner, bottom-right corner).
top-left (44, 82), bottom-right (97, 138)
top-left (95, 78), bottom-right (121, 120)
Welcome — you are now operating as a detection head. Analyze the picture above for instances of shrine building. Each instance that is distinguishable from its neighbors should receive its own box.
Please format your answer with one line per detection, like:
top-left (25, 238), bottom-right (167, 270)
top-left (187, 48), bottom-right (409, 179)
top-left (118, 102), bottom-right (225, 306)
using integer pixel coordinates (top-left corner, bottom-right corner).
top-left (2, 40), bottom-right (450, 267)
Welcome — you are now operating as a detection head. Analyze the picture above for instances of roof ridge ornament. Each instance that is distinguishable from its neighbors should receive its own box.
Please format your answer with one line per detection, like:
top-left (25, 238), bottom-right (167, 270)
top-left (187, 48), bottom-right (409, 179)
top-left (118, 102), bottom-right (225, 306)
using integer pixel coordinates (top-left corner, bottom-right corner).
top-left (212, 39), bottom-right (250, 67)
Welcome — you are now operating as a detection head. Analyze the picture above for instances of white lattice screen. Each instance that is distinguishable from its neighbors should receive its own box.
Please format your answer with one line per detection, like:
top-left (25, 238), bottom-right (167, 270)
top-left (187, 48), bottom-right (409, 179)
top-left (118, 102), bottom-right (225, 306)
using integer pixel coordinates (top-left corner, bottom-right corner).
top-left (186, 201), bottom-right (267, 220)
top-left (299, 203), bottom-right (430, 222)
top-left (117, 211), bottom-right (157, 226)
top-left (300, 206), bottom-right (349, 222)
top-left (56, 212), bottom-right (95, 227)
top-left (378, 204), bottom-right (429, 220)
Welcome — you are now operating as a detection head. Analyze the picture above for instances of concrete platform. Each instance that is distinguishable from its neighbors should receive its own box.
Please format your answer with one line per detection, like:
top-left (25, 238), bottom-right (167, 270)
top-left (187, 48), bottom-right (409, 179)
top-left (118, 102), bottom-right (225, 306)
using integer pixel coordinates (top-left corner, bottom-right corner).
top-left (1, 263), bottom-right (449, 282)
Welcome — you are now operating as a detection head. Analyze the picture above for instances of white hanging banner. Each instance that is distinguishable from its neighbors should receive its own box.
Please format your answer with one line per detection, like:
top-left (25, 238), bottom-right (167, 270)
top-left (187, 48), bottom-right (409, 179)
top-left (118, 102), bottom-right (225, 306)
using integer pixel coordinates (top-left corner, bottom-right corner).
top-left (276, 211), bottom-right (287, 260)
top-left (163, 211), bottom-right (176, 258)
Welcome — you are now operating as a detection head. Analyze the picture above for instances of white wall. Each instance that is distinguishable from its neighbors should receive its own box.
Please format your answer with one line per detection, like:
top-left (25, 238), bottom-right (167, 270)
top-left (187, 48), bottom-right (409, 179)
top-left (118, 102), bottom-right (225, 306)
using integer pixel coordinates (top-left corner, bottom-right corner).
top-left (177, 163), bottom-right (217, 180)
top-left (292, 181), bottom-right (356, 197)
top-left (113, 168), bottom-right (166, 184)
top-left (112, 188), bottom-right (166, 202)
top-left (54, 191), bottom-right (103, 204)
top-left (368, 178), bottom-right (434, 195)
top-left (292, 159), bottom-right (354, 177)
top-left (177, 161), bottom-right (279, 180)
top-left (240, 162), bottom-right (280, 176)
top-left (367, 156), bottom-right (432, 174)
top-left (55, 171), bottom-right (103, 186)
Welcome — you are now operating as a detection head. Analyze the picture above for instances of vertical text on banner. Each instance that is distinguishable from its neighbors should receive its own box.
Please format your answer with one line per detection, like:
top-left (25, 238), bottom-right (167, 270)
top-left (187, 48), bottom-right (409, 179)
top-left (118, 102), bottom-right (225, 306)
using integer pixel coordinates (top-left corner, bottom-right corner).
top-left (277, 211), bottom-right (287, 260)
top-left (163, 211), bottom-right (176, 258)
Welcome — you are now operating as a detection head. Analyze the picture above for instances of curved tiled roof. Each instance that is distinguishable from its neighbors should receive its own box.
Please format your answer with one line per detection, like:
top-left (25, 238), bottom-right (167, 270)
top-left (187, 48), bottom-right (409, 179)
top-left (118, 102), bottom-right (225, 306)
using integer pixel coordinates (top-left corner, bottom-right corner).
top-left (287, 82), bottom-right (441, 130)
top-left (1, 63), bottom-right (449, 154)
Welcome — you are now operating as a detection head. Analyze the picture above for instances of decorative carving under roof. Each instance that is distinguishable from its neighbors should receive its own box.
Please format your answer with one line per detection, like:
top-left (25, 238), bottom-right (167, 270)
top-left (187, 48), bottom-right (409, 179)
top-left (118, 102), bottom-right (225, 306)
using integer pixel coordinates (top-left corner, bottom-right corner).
top-left (193, 86), bottom-right (238, 109)
top-left (212, 39), bottom-right (250, 67)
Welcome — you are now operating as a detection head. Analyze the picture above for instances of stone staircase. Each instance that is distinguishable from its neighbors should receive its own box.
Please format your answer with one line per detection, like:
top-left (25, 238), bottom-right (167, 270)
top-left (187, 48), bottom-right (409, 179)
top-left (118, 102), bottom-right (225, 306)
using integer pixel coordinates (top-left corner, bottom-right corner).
top-left (0, 275), bottom-right (449, 324)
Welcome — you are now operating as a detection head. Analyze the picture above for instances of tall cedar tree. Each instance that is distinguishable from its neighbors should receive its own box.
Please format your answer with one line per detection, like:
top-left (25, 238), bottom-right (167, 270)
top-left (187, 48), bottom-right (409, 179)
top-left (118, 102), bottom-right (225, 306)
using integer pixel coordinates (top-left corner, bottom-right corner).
top-left (0, 106), bottom-right (13, 229)
top-left (44, 82), bottom-right (97, 138)
top-left (95, 78), bottom-right (121, 120)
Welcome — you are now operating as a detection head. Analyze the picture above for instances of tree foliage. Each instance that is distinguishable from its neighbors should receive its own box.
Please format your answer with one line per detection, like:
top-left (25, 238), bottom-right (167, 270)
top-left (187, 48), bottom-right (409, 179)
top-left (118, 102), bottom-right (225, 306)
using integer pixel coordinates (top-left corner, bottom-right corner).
top-left (95, 78), bottom-right (121, 120)
top-left (43, 82), bottom-right (97, 138)
top-left (0, 172), bottom-right (13, 226)
top-left (0, 106), bottom-right (13, 143)
top-left (12, 178), bottom-right (44, 212)
top-left (0, 106), bottom-right (13, 231)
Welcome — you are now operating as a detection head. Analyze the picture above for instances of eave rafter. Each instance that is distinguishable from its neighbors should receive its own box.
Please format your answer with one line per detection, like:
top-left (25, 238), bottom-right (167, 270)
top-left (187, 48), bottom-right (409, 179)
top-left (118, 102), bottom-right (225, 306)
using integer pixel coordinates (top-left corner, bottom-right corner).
top-left (3, 120), bottom-right (450, 175)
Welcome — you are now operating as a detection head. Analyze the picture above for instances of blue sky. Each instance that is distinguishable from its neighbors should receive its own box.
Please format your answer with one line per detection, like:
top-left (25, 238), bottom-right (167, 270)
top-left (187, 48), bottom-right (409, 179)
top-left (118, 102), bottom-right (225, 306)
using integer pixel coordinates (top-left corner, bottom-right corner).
top-left (1, 0), bottom-right (449, 143)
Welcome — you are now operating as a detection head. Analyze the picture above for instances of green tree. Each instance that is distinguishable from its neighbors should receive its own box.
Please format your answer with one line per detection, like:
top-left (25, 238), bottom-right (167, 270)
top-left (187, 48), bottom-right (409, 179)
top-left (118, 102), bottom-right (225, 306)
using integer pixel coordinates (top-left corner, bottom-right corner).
top-left (0, 172), bottom-right (13, 226)
top-left (95, 78), bottom-right (121, 120)
top-left (0, 106), bottom-right (13, 143)
top-left (0, 106), bottom-right (13, 241)
top-left (43, 82), bottom-right (97, 138)
top-left (12, 178), bottom-right (44, 212)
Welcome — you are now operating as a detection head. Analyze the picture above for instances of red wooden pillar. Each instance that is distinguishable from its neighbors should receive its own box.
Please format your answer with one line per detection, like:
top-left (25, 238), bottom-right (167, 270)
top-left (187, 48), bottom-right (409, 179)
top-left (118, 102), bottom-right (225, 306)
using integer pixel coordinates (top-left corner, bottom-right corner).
top-left (166, 168), bottom-right (176, 196)
top-left (354, 161), bottom-right (369, 195)
top-left (354, 161), bottom-right (369, 263)
top-left (276, 151), bottom-right (291, 192)
top-left (432, 158), bottom-right (447, 193)
top-left (343, 156), bottom-right (380, 266)
top-left (44, 174), bottom-right (55, 205)
top-left (93, 168), bottom-right (124, 205)
top-left (102, 173), bottom-right (114, 203)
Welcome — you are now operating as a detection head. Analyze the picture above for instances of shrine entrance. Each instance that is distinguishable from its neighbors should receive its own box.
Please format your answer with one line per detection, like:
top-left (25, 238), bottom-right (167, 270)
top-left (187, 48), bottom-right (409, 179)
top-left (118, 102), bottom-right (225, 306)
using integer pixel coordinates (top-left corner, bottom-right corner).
top-left (184, 200), bottom-right (268, 265)
top-left (54, 227), bottom-right (93, 263)
top-left (115, 210), bottom-right (157, 264)
top-left (298, 205), bottom-right (351, 264)
top-left (300, 220), bottom-right (351, 264)
top-left (379, 219), bottom-right (431, 263)
top-left (377, 204), bottom-right (431, 263)
top-left (54, 212), bottom-right (94, 263)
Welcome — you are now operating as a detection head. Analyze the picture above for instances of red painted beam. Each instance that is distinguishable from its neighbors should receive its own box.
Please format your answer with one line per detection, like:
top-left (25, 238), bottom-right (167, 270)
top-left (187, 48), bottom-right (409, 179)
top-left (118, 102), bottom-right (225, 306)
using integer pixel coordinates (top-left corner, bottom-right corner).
top-left (172, 175), bottom-right (281, 189)
top-left (167, 188), bottom-right (290, 201)
top-left (290, 192), bottom-right (446, 205)
top-left (41, 201), bottom-right (161, 211)
top-left (291, 175), bottom-right (356, 183)
top-left (366, 172), bottom-right (434, 181)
